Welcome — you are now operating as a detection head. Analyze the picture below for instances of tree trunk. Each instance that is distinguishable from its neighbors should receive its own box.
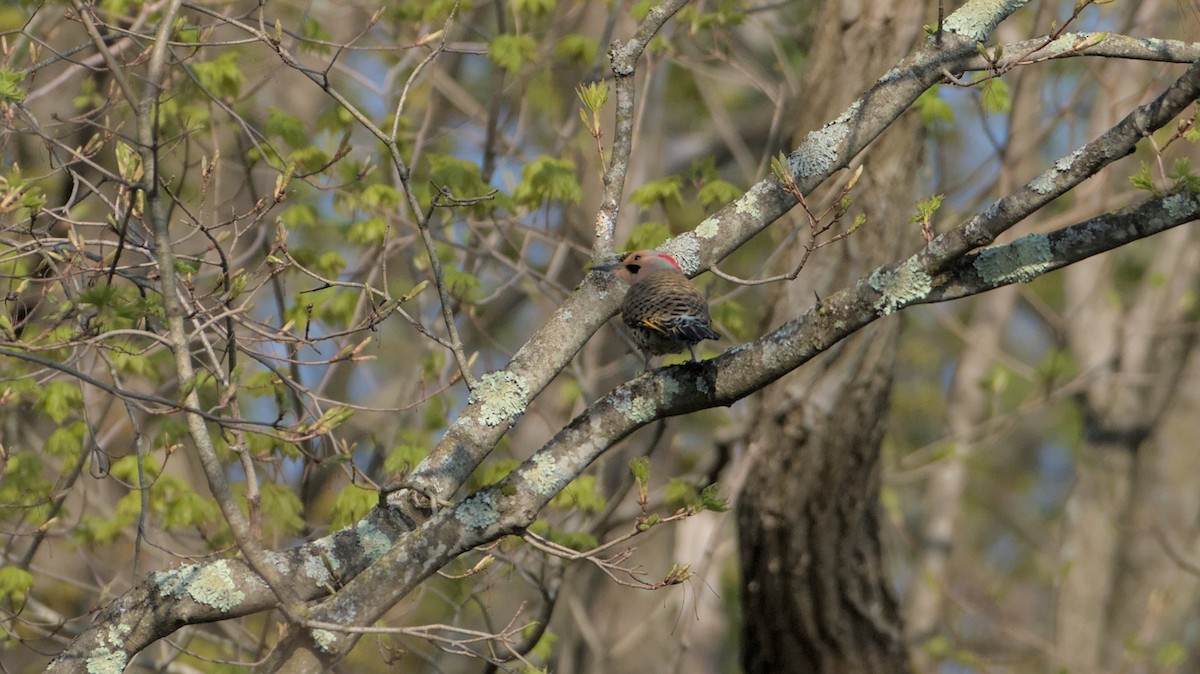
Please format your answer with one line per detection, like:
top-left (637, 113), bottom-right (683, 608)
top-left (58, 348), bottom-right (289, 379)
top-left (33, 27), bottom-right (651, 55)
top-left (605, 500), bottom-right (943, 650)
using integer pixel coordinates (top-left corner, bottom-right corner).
top-left (736, 2), bottom-right (932, 673)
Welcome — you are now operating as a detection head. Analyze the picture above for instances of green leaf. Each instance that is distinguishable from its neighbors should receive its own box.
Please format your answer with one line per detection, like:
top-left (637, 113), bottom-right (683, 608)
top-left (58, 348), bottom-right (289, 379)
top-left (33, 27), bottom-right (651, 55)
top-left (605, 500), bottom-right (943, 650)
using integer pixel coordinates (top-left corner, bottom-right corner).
top-left (265, 108), bottom-right (308, 148)
top-left (45, 422), bottom-right (86, 460)
top-left (488, 34), bottom-right (538, 74)
top-left (0, 567), bottom-right (34, 607)
top-left (665, 480), bottom-right (729, 512)
top-left (414, 0), bottom-right (472, 22)
top-left (629, 175), bottom-right (683, 208)
top-left (549, 475), bottom-right (606, 514)
top-left (665, 478), bottom-right (698, 509)
top-left (979, 77), bottom-right (1011, 114)
top-left (427, 155), bottom-right (493, 202)
top-left (158, 477), bottom-right (221, 529)
top-left (192, 51), bottom-right (245, 100)
top-left (348, 216), bottom-right (388, 245)
top-left (914, 87), bottom-right (954, 127)
top-left (443, 267), bottom-right (481, 301)
top-left (38, 381), bottom-right (82, 424)
top-left (111, 454), bottom-right (161, 483)
top-left (0, 453), bottom-right (51, 509)
top-left (629, 456), bottom-right (650, 483)
top-left (331, 484), bottom-right (377, 528)
top-left (303, 406), bottom-right (354, 436)
top-left (279, 204), bottom-right (319, 229)
top-left (910, 193), bottom-right (946, 225)
top-left (114, 141), bottom-right (144, 182)
top-left (514, 0), bottom-right (555, 17)
top-left (87, 491), bottom-right (144, 544)
top-left (469, 459), bottom-right (521, 490)
top-left (301, 16), bottom-right (333, 55)
top-left (79, 284), bottom-right (143, 325)
top-left (697, 179), bottom-right (741, 210)
top-left (547, 529), bottom-right (599, 551)
top-left (683, 4), bottom-right (747, 30)
top-left (315, 251), bottom-right (346, 277)
top-left (258, 482), bottom-right (305, 535)
top-left (385, 440), bottom-right (427, 474)
top-left (289, 145), bottom-right (330, 175)
top-left (0, 166), bottom-right (44, 216)
top-left (359, 183), bottom-right (403, 209)
top-left (1169, 157), bottom-right (1200, 192)
top-left (631, 0), bottom-right (655, 20)
top-left (0, 66), bottom-right (26, 103)
top-left (513, 156), bottom-right (581, 207)
top-left (623, 221), bottom-right (671, 251)
top-left (556, 34), bottom-right (598, 64)
top-left (174, 258), bottom-right (201, 274)
top-left (698, 483), bottom-right (729, 512)
top-left (1129, 161), bottom-right (1157, 193)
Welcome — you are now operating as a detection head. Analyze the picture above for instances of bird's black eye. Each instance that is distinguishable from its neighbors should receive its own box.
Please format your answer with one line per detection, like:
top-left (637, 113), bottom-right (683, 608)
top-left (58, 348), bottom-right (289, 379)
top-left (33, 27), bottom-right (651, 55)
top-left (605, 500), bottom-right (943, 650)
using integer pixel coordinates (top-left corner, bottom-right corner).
top-left (633, 254), bottom-right (642, 261)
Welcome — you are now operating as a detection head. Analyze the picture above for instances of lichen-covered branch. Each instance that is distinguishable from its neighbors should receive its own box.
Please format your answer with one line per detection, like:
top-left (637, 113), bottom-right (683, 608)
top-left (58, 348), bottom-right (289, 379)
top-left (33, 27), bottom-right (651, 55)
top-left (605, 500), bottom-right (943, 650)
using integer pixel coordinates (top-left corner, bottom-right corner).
top-left (44, 507), bottom-right (412, 673)
top-left (401, 0), bottom-right (691, 504)
top-left (399, 0), bottom-right (1022, 507)
top-left (264, 185), bottom-right (1200, 672)
top-left (924, 190), bottom-right (1200, 303)
top-left (264, 51), bottom-right (1200, 672)
top-left (42, 0), bottom-right (1200, 670)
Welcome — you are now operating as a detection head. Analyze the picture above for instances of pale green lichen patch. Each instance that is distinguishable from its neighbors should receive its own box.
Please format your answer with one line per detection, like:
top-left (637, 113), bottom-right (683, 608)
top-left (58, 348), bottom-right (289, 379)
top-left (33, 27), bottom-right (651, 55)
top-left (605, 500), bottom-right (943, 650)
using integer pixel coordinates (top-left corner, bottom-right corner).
top-left (694, 217), bottom-right (720, 240)
top-left (973, 234), bottom-right (1053, 284)
top-left (324, 600), bottom-right (360, 626)
top-left (1030, 170), bottom-right (1056, 195)
top-left (312, 628), bottom-right (338, 652)
top-left (660, 375), bottom-right (682, 401)
top-left (734, 183), bottom-right (769, 218)
top-left (87, 648), bottom-right (127, 674)
top-left (942, 0), bottom-right (1029, 42)
top-left (1032, 147), bottom-right (1085, 194)
top-left (612, 388), bottom-right (657, 424)
top-left (1163, 192), bottom-right (1195, 219)
top-left (759, 340), bottom-right (794, 371)
top-left (527, 452), bottom-right (567, 498)
top-left (455, 491), bottom-right (499, 529)
top-left (302, 550), bottom-right (332, 585)
top-left (791, 101), bottom-right (859, 179)
top-left (869, 257), bottom-right (932, 315)
top-left (355, 520), bottom-right (392, 561)
top-left (469, 371), bottom-right (529, 426)
top-left (103, 621), bottom-right (131, 644)
top-left (1047, 32), bottom-right (1108, 55)
top-left (1054, 147), bottom-right (1084, 172)
top-left (86, 621), bottom-right (133, 674)
top-left (156, 560), bottom-right (246, 611)
top-left (1047, 32), bottom-right (1080, 54)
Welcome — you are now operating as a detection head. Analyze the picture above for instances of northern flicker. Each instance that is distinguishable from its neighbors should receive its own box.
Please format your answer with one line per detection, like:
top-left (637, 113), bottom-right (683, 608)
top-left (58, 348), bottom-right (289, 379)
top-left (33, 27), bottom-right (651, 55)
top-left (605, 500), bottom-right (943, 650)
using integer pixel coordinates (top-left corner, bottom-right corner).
top-left (594, 250), bottom-right (721, 365)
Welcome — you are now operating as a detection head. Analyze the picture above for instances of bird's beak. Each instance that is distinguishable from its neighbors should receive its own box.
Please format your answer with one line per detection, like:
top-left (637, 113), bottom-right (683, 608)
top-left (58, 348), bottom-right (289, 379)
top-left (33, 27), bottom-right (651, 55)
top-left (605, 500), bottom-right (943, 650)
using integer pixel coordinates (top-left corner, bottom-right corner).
top-left (591, 263), bottom-right (621, 272)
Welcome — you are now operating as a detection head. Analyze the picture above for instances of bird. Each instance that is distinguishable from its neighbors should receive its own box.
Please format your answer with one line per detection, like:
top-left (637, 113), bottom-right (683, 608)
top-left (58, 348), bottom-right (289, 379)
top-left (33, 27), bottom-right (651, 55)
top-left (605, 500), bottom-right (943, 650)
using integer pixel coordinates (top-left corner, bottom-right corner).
top-left (593, 249), bottom-right (721, 366)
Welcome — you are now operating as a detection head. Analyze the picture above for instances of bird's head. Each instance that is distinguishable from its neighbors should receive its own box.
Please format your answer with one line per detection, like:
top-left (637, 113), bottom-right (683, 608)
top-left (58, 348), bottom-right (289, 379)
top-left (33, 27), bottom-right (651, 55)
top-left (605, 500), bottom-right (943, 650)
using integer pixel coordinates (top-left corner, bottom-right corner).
top-left (593, 249), bottom-right (682, 284)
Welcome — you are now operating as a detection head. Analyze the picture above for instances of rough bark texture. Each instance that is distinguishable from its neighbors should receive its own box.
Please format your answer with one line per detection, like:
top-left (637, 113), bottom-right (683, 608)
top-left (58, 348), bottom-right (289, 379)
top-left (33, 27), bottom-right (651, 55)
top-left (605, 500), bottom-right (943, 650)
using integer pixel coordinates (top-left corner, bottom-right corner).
top-left (736, 2), bottom-right (932, 673)
top-left (739, 337), bottom-right (906, 673)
